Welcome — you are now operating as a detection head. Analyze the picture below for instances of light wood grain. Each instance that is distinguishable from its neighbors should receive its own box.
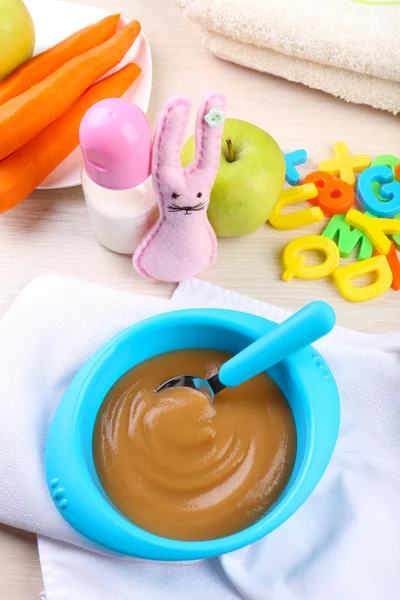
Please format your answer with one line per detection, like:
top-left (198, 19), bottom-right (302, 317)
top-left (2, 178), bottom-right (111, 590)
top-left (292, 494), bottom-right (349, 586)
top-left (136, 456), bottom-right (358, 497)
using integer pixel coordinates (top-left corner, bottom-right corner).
top-left (1, 0), bottom-right (399, 596)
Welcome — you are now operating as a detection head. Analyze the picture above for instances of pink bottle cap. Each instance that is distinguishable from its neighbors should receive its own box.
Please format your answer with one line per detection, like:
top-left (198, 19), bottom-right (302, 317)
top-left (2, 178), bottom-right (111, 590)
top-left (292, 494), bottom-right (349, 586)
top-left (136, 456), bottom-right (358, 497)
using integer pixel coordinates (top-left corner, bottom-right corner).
top-left (79, 98), bottom-right (152, 190)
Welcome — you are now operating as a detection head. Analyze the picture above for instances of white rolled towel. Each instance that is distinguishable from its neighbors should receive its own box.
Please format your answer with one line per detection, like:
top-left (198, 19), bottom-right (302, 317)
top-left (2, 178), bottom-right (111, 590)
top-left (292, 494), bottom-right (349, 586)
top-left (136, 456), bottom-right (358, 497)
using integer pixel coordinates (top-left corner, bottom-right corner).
top-left (178, 0), bottom-right (400, 114)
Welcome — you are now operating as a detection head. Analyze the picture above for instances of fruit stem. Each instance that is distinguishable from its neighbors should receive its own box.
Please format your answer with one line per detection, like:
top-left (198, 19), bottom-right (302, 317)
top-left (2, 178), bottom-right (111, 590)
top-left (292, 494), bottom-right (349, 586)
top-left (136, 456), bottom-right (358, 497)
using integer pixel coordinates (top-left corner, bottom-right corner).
top-left (225, 138), bottom-right (234, 163)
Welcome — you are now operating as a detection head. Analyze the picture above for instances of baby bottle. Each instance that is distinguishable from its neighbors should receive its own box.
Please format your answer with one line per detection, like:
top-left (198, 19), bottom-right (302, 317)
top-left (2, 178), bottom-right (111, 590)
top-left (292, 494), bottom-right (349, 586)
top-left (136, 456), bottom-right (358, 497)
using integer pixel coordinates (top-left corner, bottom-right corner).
top-left (79, 98), bottom-right (156, 255)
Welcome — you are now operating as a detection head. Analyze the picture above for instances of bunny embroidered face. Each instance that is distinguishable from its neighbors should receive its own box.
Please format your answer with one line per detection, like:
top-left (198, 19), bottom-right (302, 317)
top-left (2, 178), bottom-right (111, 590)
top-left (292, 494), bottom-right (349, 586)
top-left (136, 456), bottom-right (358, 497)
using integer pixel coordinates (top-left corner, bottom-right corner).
top-left (166, 174), bottom-right (209, 216)
top-left (167, 198), bottom-right (204, 216)
top-left (133, 92), bottom-right (226, 282)
top-left (164, 175), bottom-right (206, 216)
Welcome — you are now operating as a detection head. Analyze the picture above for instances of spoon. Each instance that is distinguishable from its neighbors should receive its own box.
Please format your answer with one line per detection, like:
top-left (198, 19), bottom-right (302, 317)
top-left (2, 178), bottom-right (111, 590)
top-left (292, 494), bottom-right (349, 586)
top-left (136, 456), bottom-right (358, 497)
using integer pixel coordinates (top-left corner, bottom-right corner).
top-left (156, 301), bottom-right (335, 402)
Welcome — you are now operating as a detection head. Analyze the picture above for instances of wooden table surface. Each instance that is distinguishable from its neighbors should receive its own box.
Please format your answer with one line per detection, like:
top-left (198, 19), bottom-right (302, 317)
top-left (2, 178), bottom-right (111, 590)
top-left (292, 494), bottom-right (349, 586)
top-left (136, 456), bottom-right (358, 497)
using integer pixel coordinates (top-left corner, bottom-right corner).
top-left (0, 0), bottom-right (399, 596)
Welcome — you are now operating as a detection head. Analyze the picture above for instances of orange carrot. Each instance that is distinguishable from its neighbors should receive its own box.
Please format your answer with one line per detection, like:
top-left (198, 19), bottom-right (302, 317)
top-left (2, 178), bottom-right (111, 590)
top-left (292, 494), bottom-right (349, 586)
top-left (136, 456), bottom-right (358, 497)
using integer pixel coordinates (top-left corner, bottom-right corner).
top-left (0, 63), bottom-right (141, 213)
top-left (0, 20), bottom-right (141, 161)
top-left (0, 14), bottom-right (121, 106)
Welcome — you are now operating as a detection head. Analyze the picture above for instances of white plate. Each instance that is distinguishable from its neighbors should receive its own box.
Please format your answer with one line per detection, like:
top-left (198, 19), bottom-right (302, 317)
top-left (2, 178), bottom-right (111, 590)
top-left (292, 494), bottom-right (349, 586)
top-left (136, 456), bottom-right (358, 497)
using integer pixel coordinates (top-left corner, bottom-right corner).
top-left (24, 0), bottom-right (152, 189)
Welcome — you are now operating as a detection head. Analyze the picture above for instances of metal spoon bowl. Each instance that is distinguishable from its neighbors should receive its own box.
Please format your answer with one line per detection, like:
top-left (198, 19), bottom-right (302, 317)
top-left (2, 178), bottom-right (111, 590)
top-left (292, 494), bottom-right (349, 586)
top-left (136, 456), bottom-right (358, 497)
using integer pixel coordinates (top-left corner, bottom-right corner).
top-left (156, 373), bottom-right (225, 402)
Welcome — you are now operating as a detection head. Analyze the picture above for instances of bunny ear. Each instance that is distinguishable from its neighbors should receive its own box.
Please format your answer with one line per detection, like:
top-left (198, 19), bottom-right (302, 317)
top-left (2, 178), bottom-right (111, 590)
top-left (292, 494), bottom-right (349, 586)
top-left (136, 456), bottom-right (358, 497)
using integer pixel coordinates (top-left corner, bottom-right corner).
top-left (152, 95), bottom-right (191, 179)
top-left (190, 92), bottom-right (226, 173)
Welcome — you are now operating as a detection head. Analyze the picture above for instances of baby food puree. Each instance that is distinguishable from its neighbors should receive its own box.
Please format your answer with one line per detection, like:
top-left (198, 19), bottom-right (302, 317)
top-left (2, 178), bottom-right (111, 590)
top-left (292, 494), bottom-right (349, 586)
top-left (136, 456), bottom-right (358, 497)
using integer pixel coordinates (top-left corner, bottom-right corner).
top-left (93, 349), bottom-right (296, 541)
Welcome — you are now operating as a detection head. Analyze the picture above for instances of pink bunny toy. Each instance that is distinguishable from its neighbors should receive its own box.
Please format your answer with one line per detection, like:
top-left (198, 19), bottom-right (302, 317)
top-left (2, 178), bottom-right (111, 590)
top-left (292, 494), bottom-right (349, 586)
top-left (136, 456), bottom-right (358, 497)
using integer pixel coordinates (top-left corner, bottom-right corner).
top-left (133, 91), bottom-right (226, 282)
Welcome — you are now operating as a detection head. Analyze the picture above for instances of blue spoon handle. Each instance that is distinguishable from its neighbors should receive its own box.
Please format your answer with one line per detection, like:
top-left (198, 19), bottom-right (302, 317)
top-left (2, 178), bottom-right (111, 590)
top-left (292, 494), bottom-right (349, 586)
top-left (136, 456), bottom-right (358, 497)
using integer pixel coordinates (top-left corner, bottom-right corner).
top-left (218, 301), bottom-right (335, 389)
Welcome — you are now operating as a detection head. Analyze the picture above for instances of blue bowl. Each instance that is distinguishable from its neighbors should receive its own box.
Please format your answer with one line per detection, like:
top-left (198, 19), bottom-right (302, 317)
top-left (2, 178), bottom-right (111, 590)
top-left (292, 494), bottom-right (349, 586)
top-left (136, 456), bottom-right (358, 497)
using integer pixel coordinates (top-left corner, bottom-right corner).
top-left (46, 308), bottom-right (340, 561)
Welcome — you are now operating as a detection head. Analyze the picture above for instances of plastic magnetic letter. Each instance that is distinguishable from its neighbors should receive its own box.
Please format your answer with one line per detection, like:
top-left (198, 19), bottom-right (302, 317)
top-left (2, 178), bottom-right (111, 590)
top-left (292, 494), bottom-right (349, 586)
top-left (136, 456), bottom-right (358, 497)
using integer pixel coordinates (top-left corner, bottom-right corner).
top-left (269, 184), bottom-right (323, 230)
top-left (345, 209), bottom-right (400, 255)
top-left (370, 154), bottom-right (400, 202)
top-left (333, 255), bottom-right (393, 302)
top-left (282, 235), bottom-right (340, 281)
top-left (319, 142), bottom-right (370, 187)
top-left (386, 242), bottom-right (400, 291)
top-left (303, 171), bottom-right (354, 216)
top-left (284, 149), bottom-right (307, 186)
top-left (374, 242), bottom-right (400, 291)
top-left (322, 214), bottom-right (373, 261)
top-left (357, 165), bottom-right (400, 218)
top-left (392, 213), bottom-right (400, 249)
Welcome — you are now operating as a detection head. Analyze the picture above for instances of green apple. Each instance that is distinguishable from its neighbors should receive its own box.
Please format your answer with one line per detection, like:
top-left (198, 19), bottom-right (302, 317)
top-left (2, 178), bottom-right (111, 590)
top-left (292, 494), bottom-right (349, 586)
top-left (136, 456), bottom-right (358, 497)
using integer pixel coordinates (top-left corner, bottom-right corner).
top-left (0, 0), bottom-right (35, 80)
top-left (181, 118), bottom-right (285, 237)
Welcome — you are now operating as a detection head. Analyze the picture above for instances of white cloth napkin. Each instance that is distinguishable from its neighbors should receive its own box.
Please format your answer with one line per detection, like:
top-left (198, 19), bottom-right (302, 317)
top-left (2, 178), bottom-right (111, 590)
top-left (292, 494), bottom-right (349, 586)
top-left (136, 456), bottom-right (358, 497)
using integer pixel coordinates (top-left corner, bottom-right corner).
top-left (178, 0), bottom-right (400, 114)
top-left (1, 275), bottom-right (400, 600)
